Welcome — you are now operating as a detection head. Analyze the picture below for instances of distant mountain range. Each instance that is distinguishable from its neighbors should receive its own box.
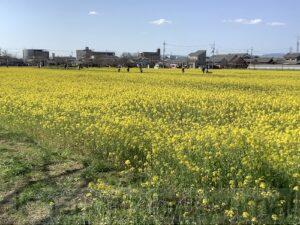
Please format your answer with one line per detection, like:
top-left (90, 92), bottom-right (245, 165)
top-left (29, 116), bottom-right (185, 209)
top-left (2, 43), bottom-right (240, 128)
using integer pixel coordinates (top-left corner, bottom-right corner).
top-left (261, 53), bottom-right (285, 58)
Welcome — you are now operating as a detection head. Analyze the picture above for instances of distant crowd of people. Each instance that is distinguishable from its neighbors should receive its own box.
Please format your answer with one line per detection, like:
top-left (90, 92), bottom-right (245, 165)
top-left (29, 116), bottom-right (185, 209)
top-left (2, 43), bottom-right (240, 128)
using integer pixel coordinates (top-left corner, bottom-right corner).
top-left (117, 64), bottom-right (144, 73)
top-left (35, 63), bottom-right (212, 75)
top-left (114, 65), bottom-right (211, 74)
top-left (181, 65), bottom-right (210, 74)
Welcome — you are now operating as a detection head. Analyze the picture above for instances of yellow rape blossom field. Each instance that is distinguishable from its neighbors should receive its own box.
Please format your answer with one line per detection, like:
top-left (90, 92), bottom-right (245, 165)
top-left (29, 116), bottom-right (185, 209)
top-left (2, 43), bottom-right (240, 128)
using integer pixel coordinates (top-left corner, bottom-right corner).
top-left (0, 67), bottom-right (299, 224)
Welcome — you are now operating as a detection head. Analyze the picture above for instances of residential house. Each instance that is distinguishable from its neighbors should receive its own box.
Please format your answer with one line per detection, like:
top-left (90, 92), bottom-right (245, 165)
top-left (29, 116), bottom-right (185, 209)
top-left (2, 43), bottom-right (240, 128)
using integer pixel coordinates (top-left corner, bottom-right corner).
top-left (138, 49), bottom-right (161, 67)
top-left (209, 53), bottom-right (250, 69)
top-left (208, 54), bottom-right (230, 68)
top-left (250, 57), bottom-right (274, 65)
top-left (273, 58), bottom-right (285, 64)
top-left (0, 55), bottom-right (25, 66)
top-left (284, 53), bottom-right (300, 64)
top-left (257, 57), bottom-right (274, 64)
top-left (226, 54), bottom-right (248, 68)
top-left (187, 50), bottom-right (206, 68)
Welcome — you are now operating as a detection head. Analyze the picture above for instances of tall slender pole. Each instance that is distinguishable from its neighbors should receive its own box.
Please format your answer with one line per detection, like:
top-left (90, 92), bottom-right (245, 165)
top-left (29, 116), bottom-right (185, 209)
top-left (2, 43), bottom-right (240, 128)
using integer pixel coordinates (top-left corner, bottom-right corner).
top-left (297, 36), bottom-right (300, 53)
top-left (211, 42), bottom-right (215, 69)
top-left (163, 41), bottom-right (166, 68)
top-left (250, 47), bottom-right (254, 69)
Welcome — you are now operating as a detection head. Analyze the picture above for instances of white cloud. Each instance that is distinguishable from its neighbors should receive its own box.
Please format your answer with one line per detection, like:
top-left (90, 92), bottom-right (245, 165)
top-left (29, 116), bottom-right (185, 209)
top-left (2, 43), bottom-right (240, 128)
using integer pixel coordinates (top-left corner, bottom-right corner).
top-left (150, 19), bottom-right (172, 26)
top-left (223, 18), bottom-right (263, 25)
top-left (266, 22), bottom-right (286, 26)
top-left (88, 11), bottom-right (99, 16)
top-left (223, 18), bottom-right (286, 27)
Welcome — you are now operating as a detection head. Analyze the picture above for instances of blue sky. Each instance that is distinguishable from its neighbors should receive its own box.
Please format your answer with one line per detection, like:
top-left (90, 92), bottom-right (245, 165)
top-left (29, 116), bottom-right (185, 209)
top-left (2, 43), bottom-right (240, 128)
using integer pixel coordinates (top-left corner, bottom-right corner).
top-left (0, 0), bottom-right (299, 57)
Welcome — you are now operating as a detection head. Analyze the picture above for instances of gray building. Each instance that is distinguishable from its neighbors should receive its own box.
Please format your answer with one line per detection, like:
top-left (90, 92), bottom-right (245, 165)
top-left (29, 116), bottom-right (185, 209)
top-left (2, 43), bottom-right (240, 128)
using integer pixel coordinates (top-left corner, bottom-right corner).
top-left (23, 49), bottom-right (49, 66)
top-left (49, 53), bottom-right (77, 66)
top-left (208, 53), bottom-right (250, 69)
top-left (188, 50), bottom-right (206, 68)
top-left (0, 55), bottom-right (24, 66)
top-left (76, 47), bottom-right (117, 66)
top-left (252, 57), bottom-right (274, 64)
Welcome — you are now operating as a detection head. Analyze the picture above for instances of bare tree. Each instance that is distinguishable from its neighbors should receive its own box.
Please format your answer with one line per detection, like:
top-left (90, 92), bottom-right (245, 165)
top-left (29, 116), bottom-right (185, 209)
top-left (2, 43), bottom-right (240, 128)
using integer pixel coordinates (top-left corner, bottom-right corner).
top-left (119, 52), bottom-right (138, 67)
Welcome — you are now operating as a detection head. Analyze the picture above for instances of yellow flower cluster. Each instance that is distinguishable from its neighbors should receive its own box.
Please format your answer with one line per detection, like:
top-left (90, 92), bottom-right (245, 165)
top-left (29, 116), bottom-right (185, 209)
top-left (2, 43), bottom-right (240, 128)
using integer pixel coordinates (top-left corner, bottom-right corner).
top-left (0, 68), bottom-right (299, 224)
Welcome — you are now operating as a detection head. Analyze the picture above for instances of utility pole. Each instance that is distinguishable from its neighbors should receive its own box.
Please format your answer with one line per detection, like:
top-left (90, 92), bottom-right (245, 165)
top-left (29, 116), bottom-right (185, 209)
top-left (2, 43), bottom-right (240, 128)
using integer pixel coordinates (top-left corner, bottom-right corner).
top-left (250, 47), bottom-right (255, 70)
top-left (163, 41), bottom-right (166, 68)
top-left (211, 42), bottom-right (216, 69)
top-left (3, 50), bottom-right (8, 67)
top-left (250, 47), bottom-right (254, 58)
top-left (297, 36), bottom-right (300, 53)
top-left (248, 47), bottom-right (252, 68)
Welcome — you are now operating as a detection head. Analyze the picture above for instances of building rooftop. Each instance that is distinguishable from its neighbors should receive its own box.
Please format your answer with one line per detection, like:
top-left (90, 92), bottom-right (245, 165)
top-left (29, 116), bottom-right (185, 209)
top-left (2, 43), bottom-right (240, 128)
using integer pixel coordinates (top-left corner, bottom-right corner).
top-left (188, 50), bottom-right (206, 57)
top-left (284, 53), bottom-right (300, 59)
top-left (255, 57), bottom-right (274, 63)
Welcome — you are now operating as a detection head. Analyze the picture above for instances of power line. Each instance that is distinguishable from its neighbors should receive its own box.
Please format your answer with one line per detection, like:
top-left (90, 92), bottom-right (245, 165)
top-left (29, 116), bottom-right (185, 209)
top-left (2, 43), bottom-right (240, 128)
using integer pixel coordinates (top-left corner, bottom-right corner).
top-left (165, 43), bottom-right (209, 48)
top-left (167, 43), bottom-right (252, 55)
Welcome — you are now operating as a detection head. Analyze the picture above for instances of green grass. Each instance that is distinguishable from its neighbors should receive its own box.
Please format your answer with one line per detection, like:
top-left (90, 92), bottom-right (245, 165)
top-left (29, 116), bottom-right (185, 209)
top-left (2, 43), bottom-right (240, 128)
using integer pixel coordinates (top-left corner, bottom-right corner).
top-left (0, 128), bottom-right (148, 225)
top-left (0, 129), bottom-right (89, 224)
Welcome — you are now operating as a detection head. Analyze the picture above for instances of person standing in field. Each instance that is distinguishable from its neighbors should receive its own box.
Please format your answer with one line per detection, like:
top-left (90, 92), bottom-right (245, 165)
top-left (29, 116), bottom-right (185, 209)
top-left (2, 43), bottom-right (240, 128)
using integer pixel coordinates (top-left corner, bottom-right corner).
top-left (202, 66), bottom-right (206, 74)
top-left (182, 66), bottom-right (185, 74)
top-left (127, 66), bottom-right (130, 72)
top-left (139, 64), bottom-right (143, 73)
top-left (205, 65), bottom-right (209, 73)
